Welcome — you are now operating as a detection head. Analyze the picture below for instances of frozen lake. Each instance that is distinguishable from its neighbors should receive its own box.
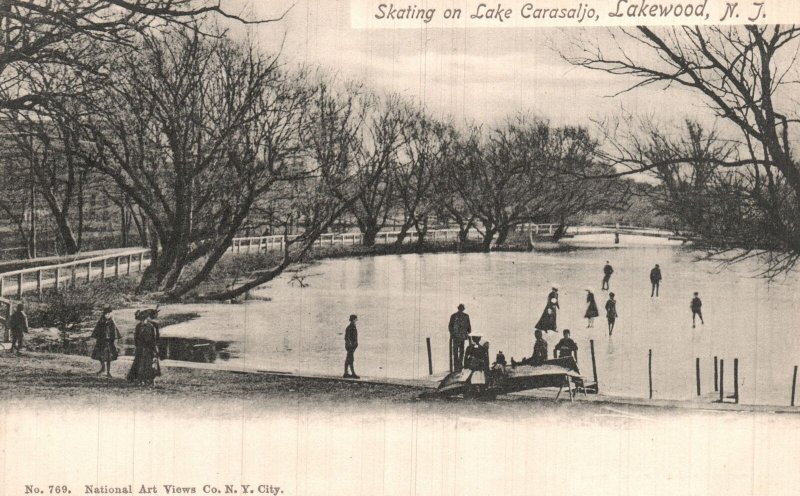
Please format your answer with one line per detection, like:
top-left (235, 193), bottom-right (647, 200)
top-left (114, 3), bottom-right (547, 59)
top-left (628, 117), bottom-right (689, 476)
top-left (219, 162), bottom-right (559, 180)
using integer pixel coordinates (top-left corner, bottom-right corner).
top-left (162, 234), bottom-right (800, 406)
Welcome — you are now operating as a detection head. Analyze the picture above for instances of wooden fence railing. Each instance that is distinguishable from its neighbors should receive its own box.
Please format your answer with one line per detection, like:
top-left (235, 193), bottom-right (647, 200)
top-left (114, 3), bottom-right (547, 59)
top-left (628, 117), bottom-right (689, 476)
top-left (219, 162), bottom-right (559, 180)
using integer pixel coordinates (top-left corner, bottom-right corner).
top-left (231, 224), bottom-right (683, 254)
top-left (0, 248), bottom-right (151, 298)
top-left (231, 229), bottom-right (470, 254)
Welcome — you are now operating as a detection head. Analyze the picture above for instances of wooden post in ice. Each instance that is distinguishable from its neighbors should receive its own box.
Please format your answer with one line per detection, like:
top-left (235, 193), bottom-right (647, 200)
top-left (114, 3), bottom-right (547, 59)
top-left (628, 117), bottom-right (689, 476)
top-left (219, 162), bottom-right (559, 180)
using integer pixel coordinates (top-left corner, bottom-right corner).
top-left (648, 349), bottom-right (653, 399)
top-left (449, 338), bottom-right (453, 373)
top-left (733, 358), bottom-right (739, 404)
top-left (696, 357), bottom-right (701, 397)
top-left (426, 337), bottom-right (433, 375)
top-left (792, 366), bottom-right (798, 407)
top-left (714, 356), bottom-right (718, 392)
top-left (590, 339), bottom-right (598, 393)
top-left (719, 359), bottom-right (725, 402)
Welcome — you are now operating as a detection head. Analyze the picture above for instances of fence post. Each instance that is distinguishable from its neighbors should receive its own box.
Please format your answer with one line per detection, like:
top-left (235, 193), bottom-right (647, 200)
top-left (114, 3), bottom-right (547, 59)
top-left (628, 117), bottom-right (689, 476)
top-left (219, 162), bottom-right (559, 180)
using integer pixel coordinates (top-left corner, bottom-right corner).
top-left (714, 356), bottom-right (718, 391)
top-left (719, 359), bottom-right (725, 402)
top-left (696, 357), bottom-right (701, 396)
top-left (139, 252), bottom-right (144, 272)
top-left (648, 349), bottom-right (653, 399)
top-left (54, 268), bottom-right (60, 290)
top-left (590, 339), bottom-right (598, 393)
top-left (127, 255), bottom-right (133, 275)
top-left (71, 266), bottom-right (77, 287)
top-left (0, 276), bottom-right (4, 297)
top-left (87, 262), bottom-right (92, 282)
top-left (426, 337), bottom-right (433, 375)
top-left (792, 366), bottom-right (798, 407)
top-left (36, 270), bottom-right (42, 296)
top-left (733, 358), bottom-right (739, 404)
top-left (448, 337), bottom-right (453, 373)
top-left (114, 257), bottom-right (120, 277)
top-left (101, 259), bottom-right (106, 280)
top-left (17, 273), bottom-right (23, 298)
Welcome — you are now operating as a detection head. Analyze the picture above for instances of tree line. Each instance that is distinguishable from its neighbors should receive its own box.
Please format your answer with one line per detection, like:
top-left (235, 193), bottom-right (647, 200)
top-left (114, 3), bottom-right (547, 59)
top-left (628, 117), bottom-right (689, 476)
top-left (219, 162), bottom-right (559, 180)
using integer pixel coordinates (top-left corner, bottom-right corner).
top-left (4, 4), bottom-right (796, 301)
top-left (0, 6), bottom-right (635, 300)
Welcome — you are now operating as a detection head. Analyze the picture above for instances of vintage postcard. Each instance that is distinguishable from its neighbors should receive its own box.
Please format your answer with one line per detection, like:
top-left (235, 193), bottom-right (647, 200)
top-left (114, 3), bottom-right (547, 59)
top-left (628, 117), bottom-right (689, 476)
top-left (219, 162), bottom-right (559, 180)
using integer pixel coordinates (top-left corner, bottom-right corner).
top-left (2, 0), bottom-right (800, 495)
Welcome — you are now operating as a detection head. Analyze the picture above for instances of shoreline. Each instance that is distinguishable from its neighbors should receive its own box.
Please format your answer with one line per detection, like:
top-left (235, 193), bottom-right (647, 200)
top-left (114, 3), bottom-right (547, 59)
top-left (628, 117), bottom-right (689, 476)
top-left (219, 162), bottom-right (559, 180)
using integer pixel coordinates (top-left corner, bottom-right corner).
top-left (2, 351), bottom-right (798, 417)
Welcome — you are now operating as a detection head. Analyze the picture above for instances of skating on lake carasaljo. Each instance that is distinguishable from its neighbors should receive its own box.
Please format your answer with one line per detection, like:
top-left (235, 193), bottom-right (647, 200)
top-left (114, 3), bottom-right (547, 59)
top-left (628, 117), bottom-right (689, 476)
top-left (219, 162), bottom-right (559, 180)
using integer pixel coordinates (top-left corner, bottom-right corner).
top-left (142, 233), bottom-right (800, 407)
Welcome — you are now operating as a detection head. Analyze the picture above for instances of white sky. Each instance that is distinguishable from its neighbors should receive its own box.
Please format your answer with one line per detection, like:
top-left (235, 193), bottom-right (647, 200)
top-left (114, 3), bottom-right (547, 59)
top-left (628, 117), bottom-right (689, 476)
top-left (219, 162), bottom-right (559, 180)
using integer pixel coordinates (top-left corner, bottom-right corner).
top-left (222, 0), bottom-right (718, 129)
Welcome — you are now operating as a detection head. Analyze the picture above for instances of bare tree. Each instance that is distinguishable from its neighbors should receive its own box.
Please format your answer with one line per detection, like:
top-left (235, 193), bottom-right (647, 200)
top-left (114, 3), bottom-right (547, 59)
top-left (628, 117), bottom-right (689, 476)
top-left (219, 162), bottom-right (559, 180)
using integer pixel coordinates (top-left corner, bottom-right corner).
top-left (0, 0), bottom-right (282, 111)
top-left (564, 25), bottom-right (800, 274)
top-left (446, 116), bottom-right (561, 251)
top-left (68, 30), bottom-right (320, 299)
top-left (347, 94), bottom-right (408, 246)
top-left (392, 110), bottom-right (455, 247)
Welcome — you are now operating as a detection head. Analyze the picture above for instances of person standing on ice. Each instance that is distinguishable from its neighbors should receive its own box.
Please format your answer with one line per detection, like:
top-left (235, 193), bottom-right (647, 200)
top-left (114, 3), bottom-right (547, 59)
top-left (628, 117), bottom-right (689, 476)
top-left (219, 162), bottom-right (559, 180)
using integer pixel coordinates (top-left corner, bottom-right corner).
top-left (344, 314), bottom-right (359, 378)
top-left (584, 289), bottom-right (599, 327)
top-left (602, 261), bottom-right (614, 290)
top-left (448, 304), bottom-right (472, 371)
top-left (547, 287), bottom-right (560, 311)
top-left (691, 293), bottom-right (704, 328)
top-left (650, 264), bottom-right (662, 297)
top-left (605, 293), bottom-right (618, 336)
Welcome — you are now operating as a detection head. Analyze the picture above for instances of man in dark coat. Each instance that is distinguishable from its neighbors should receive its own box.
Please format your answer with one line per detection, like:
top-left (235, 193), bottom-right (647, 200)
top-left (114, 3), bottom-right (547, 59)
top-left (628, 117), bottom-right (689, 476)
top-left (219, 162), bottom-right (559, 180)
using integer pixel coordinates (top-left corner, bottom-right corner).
top-left (8, 304), bottom-right (28, 355)
top-left (606, 293), bottom-right (618, 336)
top-left (344, 314), bottom-right (359, 378)
top-left (554, 329), bottom-right (578, 360)
top-left (448, 304), bottom-right (472, 371)
top-left (602, 261), bottom-right (614, 290)
top-left (650, 264), bottom-right (662, 297)
top-left (91, 306), bottom-right (121, 377)
top-left (691, 293), bottom-right (704, 328)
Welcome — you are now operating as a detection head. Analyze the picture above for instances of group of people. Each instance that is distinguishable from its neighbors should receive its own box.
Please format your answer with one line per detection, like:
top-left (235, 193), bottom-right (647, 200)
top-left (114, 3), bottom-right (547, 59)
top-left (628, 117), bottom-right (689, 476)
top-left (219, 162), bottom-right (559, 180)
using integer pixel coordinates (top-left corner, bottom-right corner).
top-left (90, 306), bottom-right (161, 386)
top-left (440, 260), bottom-right (707, 376)
top-left (5, 303), bottom-right (162, 387)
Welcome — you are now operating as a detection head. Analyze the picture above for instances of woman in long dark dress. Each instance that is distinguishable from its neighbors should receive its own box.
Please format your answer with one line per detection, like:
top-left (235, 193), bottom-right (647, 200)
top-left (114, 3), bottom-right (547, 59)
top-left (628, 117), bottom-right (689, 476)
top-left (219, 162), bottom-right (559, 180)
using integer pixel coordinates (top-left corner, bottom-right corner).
top-left (127, 309), bottom-right (161, 386)
top-left (91, 306), bottom-right (121, 377)
top-left (584, 289), bottom-right (599, 328)
top-left (535, 302), bottom-right (557, 332)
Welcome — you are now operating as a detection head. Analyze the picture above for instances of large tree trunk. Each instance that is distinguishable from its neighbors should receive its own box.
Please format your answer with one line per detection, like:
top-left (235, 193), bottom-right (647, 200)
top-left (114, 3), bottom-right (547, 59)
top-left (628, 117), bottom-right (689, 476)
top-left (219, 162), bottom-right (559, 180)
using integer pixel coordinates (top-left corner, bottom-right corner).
top-left (480, 228), bottom-right (496, 252)
top-left (394, 219), bottom-right (414, 246)
top-left (360, 220), bottom-right (381, 247)
top-left (414, 216), bottom-right (429, 250)
top-left (495, 224), bottom-right (512, 246)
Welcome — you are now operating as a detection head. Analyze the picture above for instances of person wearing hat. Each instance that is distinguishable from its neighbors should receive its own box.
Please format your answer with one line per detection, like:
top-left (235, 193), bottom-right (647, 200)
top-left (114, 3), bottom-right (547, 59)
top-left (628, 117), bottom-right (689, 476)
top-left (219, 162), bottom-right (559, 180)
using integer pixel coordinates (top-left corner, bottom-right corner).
top-left (448, 303), bottom-right (472, 372)
top-left (554, 329), bottom-right (578, 360)
top-left (605, 293), bottom-right (618, 336)
top-left (650, 264), bottom-right (663, 297)
top-left (462, 336), bottom-right (490, 395)
top-left (547, 287), bottom-right (560, 310)
top-left (91, 306), bottom-right (121, 377)
top-left (584, 289), bottom-right (599, 327)
top-left (343, 314), bottom-right (359, 379)
top-left (127, 308), bottom-right (161, 386)
top-left (8, 303), bottom-right (28, 355)
top-left (602, 261), bottom-right (614, 290)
